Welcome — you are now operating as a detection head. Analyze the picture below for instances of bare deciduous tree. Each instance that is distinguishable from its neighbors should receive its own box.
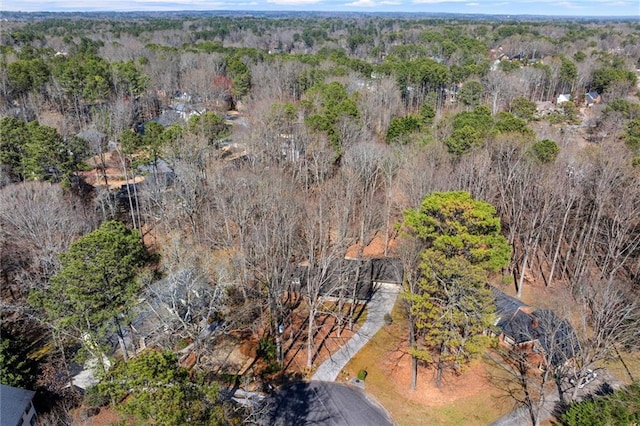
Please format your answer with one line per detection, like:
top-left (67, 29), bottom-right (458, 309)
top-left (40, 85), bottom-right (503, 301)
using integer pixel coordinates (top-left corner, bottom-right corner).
top-left (0, 182), bottom-right (96, 298)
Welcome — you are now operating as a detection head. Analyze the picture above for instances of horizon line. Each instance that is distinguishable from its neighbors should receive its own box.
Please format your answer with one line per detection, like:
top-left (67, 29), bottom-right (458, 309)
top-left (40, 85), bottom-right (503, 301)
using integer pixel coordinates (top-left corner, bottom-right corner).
top-left (1, 9), bottom-right (639, 19)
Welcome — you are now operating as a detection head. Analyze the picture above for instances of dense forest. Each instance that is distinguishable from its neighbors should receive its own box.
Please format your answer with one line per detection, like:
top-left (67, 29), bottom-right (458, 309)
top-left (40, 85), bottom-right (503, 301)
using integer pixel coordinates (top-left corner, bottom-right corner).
top-left (1, 12), bottom-right (639, 425)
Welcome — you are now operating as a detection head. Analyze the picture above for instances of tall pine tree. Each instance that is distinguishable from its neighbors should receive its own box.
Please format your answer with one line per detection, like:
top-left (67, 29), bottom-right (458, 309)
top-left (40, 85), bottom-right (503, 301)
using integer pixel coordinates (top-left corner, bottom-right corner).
top-left (401, 191), bottom-right (510, 387)
top-left (31, 221), bottom-right (148, 366)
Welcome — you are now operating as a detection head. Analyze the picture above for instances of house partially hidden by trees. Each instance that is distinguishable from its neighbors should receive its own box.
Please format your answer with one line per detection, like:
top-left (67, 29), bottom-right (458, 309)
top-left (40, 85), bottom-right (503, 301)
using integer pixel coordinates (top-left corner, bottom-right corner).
top-left (0, 384), bottom-right (37, 426)
top-left (288, 257), bottom-right (403, 301)
top-left (492, 287), bottom-right (580, 371)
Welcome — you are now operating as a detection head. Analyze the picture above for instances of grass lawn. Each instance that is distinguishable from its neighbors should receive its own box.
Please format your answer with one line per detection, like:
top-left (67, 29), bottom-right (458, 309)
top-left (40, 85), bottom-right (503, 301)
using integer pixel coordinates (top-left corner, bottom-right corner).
top-left (603, 350), bottom-right (640, 385)
top-left (343, 299), bottom-right (510, 426)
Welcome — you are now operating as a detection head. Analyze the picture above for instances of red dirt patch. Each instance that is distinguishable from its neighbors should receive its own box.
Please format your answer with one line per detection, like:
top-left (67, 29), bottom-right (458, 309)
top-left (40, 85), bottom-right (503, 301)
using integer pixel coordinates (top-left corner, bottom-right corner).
top-left (282, 304), bottom-right (362, 378)
top-left (346, 232), bottom-right (397, 259)
top-left (375, 338), bottom-right (494, 407)
top-left (71, 405), bottom-right (125, 426)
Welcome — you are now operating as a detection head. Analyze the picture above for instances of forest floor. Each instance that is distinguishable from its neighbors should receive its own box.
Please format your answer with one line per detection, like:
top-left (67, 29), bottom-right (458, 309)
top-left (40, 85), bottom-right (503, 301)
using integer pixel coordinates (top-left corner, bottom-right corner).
top-left (281, 302), bottom-right (366, 379)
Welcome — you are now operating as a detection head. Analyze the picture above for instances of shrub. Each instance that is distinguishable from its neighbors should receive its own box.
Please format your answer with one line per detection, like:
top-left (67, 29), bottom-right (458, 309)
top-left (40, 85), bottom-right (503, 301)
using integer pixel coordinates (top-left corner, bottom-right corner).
top-left (83, 385), bottom-right (109, 407)
top-left (258, 335), bottom-right (280, 374)
top-left (559, 382), bottom-right (640, 426)
top-left (357, 368), bottom-right (368, 381)
top-left (532, 139), bottom-right (560, 163)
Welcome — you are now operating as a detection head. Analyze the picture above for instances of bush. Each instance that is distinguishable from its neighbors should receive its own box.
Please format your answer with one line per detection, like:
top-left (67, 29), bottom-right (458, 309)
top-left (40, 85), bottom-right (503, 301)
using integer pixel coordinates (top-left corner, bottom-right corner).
top-left (532, 139), bottom-right (560, 163)
top-left (384, 313), bottom-right (393, 325)
top-left (83, 385), bottom-right (109, 407)
top-left (258, 335), bottom-right (276, 360)
top-left (357, 368), bottom-right (368, 381)
top-left (559, 382), bottom-right (640, 426)
top-left (258, 335), bottom-right (280, 374)
top-left (386, 115), bottom-right (422, 144)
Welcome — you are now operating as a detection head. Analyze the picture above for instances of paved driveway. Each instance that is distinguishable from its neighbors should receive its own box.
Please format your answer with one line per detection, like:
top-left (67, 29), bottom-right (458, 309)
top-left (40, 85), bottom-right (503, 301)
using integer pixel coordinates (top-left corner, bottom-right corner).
top-left (312, 282), bottom-right (401, 382)
top-left (261, 381), bottom-right (394, 425)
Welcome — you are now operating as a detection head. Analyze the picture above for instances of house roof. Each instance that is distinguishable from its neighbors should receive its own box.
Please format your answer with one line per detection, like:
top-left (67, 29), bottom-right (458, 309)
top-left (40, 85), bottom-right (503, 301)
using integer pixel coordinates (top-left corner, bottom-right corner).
top-left (370, 258), bottom-right (403, 284)
top-left (291, 259), bottom-right (373, 300)
top-left (491, 286), bottom-right (580, 367)
top-left (533, 309), bottom-right (581, 367)
top-left (288, 258), bottom-right (402, 301)
top-left (500, 309), bottom-right (542, 344)
top-left (498, 307), bottom-right (581, 367)
top-left (492, 286), bottom-right (526, 324)
top-left (0, 384), bottom-right (35, 426)
top-left (585, 92), bottom-right (600, 103)
top-left (151, 110), bottom-right (182, 127)
top-left (557, 94), bottom-right (572, 103)
top-left (138, 159), bottom-right (174, 175)
top-left (77, 127), bottom-right (107, 144)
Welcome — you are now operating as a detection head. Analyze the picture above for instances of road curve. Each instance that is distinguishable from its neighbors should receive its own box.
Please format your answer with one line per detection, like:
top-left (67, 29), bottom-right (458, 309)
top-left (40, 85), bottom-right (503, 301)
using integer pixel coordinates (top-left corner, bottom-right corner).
top-left (262, 380), bottom-right (394, 426)
top-left (312, 282), bottom-right (401, 382)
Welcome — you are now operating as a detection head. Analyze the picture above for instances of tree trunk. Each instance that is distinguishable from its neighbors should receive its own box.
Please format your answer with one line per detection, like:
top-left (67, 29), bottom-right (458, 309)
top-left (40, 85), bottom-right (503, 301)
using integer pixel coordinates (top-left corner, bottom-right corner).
top-left (517, 249), bottom-right (528, 299)
top-left (548, 198), bottom-right (573, 286)
top-left (115, 316), bottom-right (129, 361)
top-left (307, 306), bottom-right (315, 368)
top-left (435, 358), bottom-right (444, 388)
top-left (411, 355), bottom-right (418, 391)
top-left (408, 319), bottom-right (419, 391)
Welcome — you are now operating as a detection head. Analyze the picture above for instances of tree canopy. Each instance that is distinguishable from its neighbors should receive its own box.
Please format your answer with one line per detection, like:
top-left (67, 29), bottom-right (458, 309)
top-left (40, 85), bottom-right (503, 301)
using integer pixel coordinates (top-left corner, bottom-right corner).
top-left (31, 221), bottom-right (149, 359)
top-left (0, 117), bottom-right (86, 183)
top-left (403, 191), bottom-right (511, 271)
top-left (560, 382), bottom-right (640, 426)
top-left (97, 350), bottom-right (220, 426)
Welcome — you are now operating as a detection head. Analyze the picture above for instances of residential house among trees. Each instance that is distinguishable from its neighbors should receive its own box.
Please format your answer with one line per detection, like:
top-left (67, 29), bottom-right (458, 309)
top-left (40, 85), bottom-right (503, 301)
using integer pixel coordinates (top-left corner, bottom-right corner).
top-left (289, 258), bottom-right (403, 301)
top-left (584, 91), bottom-right (601, 107)
top-left (492, 287), bottom-right (580, 371)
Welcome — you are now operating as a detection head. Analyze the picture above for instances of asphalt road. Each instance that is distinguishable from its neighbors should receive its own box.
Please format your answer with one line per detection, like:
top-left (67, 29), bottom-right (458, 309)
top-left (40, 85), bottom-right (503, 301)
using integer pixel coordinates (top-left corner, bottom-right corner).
top-left (261, 381), bottom-right (394, 426)
top-left (312, 282), bottom-right (401, 382)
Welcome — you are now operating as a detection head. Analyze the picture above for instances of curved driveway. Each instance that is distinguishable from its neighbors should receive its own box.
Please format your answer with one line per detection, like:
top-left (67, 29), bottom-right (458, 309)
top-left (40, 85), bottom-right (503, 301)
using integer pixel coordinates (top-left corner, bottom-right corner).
top-left (312, 282), bottom-right (401, 382)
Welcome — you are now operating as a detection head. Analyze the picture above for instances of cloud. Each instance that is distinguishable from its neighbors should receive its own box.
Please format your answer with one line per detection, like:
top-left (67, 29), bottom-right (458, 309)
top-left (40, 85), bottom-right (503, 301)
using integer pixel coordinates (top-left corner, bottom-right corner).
top-left (345, 0), bottom-right (400, 6)
top-left (267, 0), bottom-right (323, 4)
top-left (345, 0), bottom-right (376, 5)
top-left (556, 1), bottom-right (584, 9)
top-left (412, 0), bottom-right (466, 3)
top-left (4, 0), bottom-right (233, 11)
top-left (4, 0), bottom-right (639, 15)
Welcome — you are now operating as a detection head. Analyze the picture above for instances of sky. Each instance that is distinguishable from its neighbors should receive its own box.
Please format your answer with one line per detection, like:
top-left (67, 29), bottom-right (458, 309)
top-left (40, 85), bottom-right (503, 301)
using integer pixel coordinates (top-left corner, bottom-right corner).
top-left (1, 0), bottom-right (639, 16)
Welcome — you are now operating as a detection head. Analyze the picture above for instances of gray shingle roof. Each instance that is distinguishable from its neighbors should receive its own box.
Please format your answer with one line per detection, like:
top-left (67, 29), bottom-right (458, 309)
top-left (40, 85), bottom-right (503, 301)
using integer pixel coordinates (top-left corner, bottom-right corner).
top-left (0, 384), bottom-right (35, 426)
top-left (491, 286), bottom-right (526, 328)
top-left (491, 286), bottom-right (582, 368)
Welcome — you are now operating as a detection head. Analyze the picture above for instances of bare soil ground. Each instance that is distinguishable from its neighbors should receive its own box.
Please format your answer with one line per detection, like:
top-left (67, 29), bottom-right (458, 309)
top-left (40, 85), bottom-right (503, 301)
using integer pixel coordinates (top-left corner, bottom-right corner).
top-left (376, 340), bottom-right (495, 407)
top-left (78, 151), bottom-right (146, 189)
top-left (281, 303), bottom-right (362, 378)
top-left (345, 232), bottom-right (397, 259)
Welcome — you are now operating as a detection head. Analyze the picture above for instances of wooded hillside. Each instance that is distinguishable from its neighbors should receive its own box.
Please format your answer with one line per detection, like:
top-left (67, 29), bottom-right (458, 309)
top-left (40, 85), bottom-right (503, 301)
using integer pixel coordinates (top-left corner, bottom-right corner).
top-left (1, 12), bottom-right (639, 424)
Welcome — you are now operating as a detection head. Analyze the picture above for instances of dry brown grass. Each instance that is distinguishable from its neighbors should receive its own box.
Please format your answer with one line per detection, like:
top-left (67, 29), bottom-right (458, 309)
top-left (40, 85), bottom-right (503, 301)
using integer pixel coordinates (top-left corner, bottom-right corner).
top-left (342, 301), bottom-right (510, 426)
